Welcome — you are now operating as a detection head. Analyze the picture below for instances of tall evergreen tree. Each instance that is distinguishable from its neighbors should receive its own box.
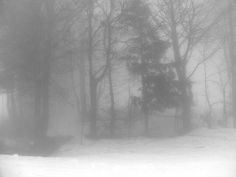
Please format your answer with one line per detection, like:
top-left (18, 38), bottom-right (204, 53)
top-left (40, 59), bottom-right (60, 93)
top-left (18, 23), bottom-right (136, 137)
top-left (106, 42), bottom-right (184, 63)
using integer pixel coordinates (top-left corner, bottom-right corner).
top-left (120, 0), bottom-right (168, 135)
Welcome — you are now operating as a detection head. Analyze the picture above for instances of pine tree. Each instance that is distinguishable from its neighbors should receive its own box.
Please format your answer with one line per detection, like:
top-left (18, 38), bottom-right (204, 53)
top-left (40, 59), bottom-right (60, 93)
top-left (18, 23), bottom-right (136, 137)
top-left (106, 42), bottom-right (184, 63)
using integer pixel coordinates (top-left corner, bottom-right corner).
top-left (120, 0), bottom-right (168, 135)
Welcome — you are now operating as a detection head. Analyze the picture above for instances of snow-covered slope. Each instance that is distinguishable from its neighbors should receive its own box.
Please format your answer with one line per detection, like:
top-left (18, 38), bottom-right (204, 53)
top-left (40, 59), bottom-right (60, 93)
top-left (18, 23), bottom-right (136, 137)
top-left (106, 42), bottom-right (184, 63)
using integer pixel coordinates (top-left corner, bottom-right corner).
top-left (0, 128), bottom-right (235, 177)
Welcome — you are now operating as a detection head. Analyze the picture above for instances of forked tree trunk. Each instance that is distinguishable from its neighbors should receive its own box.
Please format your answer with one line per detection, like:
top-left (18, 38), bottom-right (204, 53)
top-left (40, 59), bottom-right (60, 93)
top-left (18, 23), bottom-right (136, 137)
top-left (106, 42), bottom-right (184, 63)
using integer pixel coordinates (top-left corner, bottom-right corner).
top-left (105, 0), bottom-right (116, 137)
top-left (169, 0), bottom-right (191, 133)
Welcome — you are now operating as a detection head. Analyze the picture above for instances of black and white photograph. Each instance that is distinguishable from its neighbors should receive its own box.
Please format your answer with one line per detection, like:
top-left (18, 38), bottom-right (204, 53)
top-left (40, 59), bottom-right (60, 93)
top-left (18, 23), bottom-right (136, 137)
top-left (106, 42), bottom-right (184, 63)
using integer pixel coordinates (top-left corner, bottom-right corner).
top-left (0, 0), bottom-right (235, 176)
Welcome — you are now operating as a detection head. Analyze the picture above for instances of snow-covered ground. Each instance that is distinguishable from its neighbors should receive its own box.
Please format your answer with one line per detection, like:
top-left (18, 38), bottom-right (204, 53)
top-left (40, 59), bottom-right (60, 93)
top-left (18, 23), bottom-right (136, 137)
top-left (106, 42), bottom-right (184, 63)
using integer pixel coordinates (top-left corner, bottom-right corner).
top-left (0, 128), bottom-right (236, 177)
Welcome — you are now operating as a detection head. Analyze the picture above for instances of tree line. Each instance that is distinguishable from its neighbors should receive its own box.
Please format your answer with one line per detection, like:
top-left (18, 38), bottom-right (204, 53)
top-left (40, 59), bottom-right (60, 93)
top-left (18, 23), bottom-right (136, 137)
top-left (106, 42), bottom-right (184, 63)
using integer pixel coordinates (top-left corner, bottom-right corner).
top-left (0, 0), bottom-right (235, 143)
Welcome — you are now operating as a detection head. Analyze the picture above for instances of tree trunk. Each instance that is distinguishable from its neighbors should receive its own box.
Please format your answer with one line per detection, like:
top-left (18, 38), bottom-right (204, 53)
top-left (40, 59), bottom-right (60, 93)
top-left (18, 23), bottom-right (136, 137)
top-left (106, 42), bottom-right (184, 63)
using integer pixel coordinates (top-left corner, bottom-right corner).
top-left (70, 54), bottom-right (85, 144)
top-left (7, 91), bottom-right (17, 121)
top-left (228, 0), bottom-right (236, 128)
top-left (89, 79), bottom-right (98, 138)
top-left (222, 89), bottom-right (228, 127)
top-left (33, 0), bottom-right (54, 139)
top-left (78, 56), bottom-right (87, 143)
top-left (141, 74), bottom-right (149, 136)
top-left (40, 58), bottom-right (50, 138)
top-left (87, 0), bottom-right (98, 138)
top-left (37, 0), bottom-right (54, 139)
top-left (105, 0), bottom-right (116, 137)
top-left (127, 90), bottom-right (133, 137)
top-left (169, 0), bottom-right (191, 133)
top-left (34, 78), bottom-right (42, 138)
top-left (203, 62), bottom-right (213, 128)
top-left (108, 66), bottom-right (116, 137)
top-left (181, 89), bottom-right (192, 133)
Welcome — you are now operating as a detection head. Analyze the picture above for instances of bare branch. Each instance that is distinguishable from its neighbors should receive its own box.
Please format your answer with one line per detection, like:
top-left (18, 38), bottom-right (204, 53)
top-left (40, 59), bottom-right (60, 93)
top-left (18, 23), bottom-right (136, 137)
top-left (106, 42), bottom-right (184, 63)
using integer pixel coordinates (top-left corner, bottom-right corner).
top-left (187, 44), bottom-right (221, 79)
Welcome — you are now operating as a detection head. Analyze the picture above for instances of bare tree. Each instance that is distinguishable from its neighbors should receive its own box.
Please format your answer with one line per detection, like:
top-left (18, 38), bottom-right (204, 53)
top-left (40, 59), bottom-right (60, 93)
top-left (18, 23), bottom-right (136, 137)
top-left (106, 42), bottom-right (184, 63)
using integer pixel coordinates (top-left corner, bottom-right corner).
top-left (86, 0), bottom-right (114, 138)
top-left (152, 0), bottom-right (220, 133)
top-left (103, 0), bottom-right (116, 137)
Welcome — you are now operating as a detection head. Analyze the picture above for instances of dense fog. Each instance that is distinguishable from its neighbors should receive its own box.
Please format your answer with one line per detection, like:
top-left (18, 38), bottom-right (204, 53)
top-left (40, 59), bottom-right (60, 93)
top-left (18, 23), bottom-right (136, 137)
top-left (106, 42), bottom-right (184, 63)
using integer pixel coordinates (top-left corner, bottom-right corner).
top-left (0, 0), bottom-right (235, 166)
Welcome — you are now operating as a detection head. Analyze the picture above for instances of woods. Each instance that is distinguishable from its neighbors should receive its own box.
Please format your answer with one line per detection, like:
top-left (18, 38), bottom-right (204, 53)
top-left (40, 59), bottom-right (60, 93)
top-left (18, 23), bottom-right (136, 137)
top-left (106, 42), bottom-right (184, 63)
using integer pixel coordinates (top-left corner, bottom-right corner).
top-left (0, 0), bottom-right (235, 149)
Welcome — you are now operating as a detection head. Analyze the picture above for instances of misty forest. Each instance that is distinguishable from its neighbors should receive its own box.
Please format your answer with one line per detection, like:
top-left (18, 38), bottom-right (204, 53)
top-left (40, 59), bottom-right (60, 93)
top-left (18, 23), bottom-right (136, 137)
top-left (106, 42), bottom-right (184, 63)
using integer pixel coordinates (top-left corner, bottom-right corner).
top-left (0, 0), bottom-right (236, 177)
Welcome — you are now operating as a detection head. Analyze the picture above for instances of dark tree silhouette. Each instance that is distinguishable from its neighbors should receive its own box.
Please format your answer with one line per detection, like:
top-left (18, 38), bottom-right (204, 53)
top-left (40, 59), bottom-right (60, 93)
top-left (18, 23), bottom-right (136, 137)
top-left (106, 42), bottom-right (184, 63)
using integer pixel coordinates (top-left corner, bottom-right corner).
top-left (120, 0), bottom-right (168, 135)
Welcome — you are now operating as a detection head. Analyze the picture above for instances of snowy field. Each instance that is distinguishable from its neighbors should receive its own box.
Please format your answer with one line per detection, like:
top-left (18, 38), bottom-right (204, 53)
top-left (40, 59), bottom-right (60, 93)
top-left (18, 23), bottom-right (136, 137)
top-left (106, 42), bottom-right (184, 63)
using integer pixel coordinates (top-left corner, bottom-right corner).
top-left (0, 128), bottom-right (236, 177)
